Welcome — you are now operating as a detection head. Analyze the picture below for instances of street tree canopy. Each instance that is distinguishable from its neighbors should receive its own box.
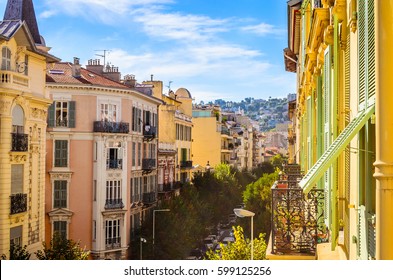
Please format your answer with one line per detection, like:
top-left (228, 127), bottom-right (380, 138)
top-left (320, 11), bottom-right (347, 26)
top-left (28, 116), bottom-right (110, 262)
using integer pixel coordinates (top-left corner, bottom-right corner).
top-left (205, 226), bottom-right (267, 260)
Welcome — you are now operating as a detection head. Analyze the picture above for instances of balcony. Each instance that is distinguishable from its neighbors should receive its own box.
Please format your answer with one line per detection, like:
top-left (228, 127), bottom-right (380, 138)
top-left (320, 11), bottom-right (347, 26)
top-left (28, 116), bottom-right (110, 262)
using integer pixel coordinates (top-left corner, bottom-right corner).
top-left (10, 193), bottom-right (27, 214)
top-left (271, 182), bottom-right (326, 256)
top-left (143, 192), bottom-right (156, 204)
top-left (180, 160), bottom-right (193, 169)
top-left (93, 121), bottom-right (129, 134)
top-left (11, 133), bottom-right (28, 152)
top-left (221, 127), bottom-right (230, 136)
top-left (0, 70), bottom-right (29, 89)
top-left (143, 126), bottom-right (157, 140)
top-left (142, 158), bottom-right (156, 171)
top-left (105, 237), bottom-right (121, 250)
top-left (106, 159), bottom-right (123, 170)
top-left (104, 199), bottom-right (124, 210)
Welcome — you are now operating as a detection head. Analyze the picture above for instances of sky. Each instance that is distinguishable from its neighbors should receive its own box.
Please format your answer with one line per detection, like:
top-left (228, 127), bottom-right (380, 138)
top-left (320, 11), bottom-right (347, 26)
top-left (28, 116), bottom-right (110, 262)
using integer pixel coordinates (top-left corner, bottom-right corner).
top-left (0, 0), bottom-right (296, 103)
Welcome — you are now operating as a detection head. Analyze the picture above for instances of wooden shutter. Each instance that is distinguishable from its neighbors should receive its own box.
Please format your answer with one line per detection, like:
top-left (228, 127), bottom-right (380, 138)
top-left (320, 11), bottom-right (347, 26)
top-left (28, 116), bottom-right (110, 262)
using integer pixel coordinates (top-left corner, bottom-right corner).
top-left (366, 0), bottom-right (375, 104)
top-left (47, 102), bottom-right (55, 127)
top-left (68, 101), bottom-right (76, 128)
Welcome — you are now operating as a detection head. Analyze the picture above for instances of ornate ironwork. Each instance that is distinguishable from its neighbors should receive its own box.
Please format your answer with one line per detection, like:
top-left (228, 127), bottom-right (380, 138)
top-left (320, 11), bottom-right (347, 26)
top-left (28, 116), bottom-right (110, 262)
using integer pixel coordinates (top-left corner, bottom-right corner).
top-left (180, 160), bottom-right (193, 169)
top-left (10, 193), bottom-right (27, 214)
top-left (142, 158), bottom-right (156, 171)
top-left (93, 121), bottom-right (129, 133)
top-left (143, 126), bottom-right (156, 140)
top-left (104, 199), bottom-right (124, 210)
top-left (11, 133), bottom-right (28, 151)
top-left (105, 237), bottom-right (121, 249)
top-left (106, 159), bottom-right (123, 170)
top-left (271, 186), bottom-right (326, 255)
top-left (143, 192), bottom-right (156, 204)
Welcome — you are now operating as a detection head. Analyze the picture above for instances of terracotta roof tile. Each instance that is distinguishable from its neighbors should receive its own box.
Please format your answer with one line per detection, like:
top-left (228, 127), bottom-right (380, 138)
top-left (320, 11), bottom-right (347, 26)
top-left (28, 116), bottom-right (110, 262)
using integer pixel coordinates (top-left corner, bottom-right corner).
top-left (46, 62), bottom-right (129, 89)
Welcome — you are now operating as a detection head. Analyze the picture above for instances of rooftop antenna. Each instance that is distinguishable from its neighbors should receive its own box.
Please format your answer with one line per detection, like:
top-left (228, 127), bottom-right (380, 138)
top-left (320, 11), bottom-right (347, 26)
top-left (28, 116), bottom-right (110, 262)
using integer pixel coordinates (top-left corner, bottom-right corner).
top-left (166, 81), bottom-right (173, 93)
top-left (95, 49), bottom-right (111, 66)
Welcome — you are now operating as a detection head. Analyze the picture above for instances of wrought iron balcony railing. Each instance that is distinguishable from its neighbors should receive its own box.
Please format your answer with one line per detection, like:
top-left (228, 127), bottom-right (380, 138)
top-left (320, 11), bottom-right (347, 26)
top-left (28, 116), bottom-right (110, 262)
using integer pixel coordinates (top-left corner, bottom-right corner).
top-left (106, 159), bottom-right (123, 170)
top-left (105, 237), bottom-right (121, 249)
top-left (221, 127), bottom-right (230, 136)
top-left (93, 121), bottom-right (129, 134)
top-left (271, 184), bottom-right (326, 255)
top-left (10, 193), bottom-right (27, 214)
top-left (143, 192), bottom-right (156, 204)
top-left (180, 160), bottom-right (193, 169)
top-left (143, 126), bottom-right (157, 139)
top-left (11, 133), bottom-right (28, 152)
top-left (104, 199), bottom-right (124, 209)
top-left (142, 158), bottom-right (156, 170)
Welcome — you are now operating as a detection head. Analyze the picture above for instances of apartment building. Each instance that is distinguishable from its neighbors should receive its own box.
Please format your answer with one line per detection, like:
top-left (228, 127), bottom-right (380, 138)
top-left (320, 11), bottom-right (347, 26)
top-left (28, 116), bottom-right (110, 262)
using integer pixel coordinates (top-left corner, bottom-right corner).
top-left (45, 59), bottom-right (162, 259)
top-left (269, 0), bottom-right (393, 260)
top-left (0, 0), bottom-right (59, 258)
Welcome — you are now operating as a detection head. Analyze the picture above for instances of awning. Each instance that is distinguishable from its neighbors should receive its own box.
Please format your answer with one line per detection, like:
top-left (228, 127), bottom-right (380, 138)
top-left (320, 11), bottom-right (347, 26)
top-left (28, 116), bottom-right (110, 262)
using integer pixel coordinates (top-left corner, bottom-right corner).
top-left (299, 105), bottom-right (375, 193)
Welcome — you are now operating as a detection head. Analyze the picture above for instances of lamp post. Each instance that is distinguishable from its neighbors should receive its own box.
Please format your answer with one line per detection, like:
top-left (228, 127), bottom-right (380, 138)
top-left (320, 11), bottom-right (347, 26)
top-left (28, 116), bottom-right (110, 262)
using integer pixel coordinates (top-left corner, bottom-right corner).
top-left (153, 209), bottom-right (170, 246)
top-left (140, 237), bottom-right (146, 260)
top-left (234, 208), bottom-right (255, 260)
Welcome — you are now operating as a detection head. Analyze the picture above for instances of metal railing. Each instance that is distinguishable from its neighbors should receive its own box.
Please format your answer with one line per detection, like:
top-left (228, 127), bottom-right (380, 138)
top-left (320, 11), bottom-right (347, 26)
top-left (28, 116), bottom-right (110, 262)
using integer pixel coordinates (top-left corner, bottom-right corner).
top-left (104, 199), bottom-right (124, 209)
top-left (143, 126), bottom-right (157, 139)
top-left (93, 121), bottom-right (129, 133)
top-left (180, 161), bottom-right (193, 168)
top-left (142, 159), bottom-right (156, 170)
top-left (10, 193), bottom-right (27, 214)
top-left (271, 184), bottom-right (326, 255)
top-left (143, 192), bottom-right (156, 204)
top-left (11, 133), bottom-right (28, 152)
top-left (106, 159), bottom-right (123, 170)
top-left (105, 237), bottom-right (121, 249)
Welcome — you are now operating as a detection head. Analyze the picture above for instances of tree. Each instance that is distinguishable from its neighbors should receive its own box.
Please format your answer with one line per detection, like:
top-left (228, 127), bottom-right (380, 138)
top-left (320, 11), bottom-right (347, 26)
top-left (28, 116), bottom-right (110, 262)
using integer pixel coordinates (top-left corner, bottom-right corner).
top-left (1, 243), bottom-right (31, 260)
top-left (35, 234), bottom-right (89, 260)
top-left (205, 226), bottom-right (267, 260)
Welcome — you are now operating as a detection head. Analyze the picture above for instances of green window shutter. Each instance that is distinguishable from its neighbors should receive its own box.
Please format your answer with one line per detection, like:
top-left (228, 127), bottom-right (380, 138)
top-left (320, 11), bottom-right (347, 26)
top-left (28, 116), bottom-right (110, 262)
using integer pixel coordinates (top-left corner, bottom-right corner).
top-left (366, 0), bottom-right (376, 104)
top-left (55, 140), bottom-right (68, 167)
top-left (307, 96), bottom-right (312, 169)
top-left (358, 0), bottom-right (366, 109)
top-left (68, 101), bottom-right (76, 128)
top-left (48, 102), bottom-right (55, 127)
top-left (181, 148), bottom-right (187, 162)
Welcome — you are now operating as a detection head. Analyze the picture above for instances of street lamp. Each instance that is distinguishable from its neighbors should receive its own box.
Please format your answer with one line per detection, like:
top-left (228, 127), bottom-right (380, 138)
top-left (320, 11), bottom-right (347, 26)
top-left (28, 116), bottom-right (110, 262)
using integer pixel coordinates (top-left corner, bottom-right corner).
top-left (153, 209), bottom-right (170, 246)
top-left (234, 208), bottom-right (255, 260)
top-left (140, 237), bottom-right (146, 260)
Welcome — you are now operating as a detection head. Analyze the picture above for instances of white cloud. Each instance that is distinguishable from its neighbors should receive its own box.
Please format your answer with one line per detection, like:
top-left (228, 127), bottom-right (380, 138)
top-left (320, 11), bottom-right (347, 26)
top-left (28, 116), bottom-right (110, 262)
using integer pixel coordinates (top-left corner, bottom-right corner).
top-left (241, 23), bottom-right (285, 36)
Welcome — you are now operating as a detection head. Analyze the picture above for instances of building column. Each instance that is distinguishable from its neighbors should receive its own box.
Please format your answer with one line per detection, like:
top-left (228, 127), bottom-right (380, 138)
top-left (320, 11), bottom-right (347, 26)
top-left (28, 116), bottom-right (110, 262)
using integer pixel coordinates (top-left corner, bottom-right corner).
top-left (374, 0), bottom-right (393, 260)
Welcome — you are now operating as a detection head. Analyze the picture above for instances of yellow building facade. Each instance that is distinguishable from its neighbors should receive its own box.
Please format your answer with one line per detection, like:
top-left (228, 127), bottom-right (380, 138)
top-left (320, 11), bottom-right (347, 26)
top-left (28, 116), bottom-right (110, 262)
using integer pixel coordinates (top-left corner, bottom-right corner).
top-left (281, 0), bottom-right (393, 260)
top-left (0, 0), bottom-right (59, 258)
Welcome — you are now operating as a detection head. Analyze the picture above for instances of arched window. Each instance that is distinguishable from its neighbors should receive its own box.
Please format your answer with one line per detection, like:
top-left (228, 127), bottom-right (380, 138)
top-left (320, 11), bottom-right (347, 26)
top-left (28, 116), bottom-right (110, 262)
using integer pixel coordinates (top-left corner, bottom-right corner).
top-left (1, 47), bottom-right (11, 70)
top-left (12, 105), bottom-right (24, 133)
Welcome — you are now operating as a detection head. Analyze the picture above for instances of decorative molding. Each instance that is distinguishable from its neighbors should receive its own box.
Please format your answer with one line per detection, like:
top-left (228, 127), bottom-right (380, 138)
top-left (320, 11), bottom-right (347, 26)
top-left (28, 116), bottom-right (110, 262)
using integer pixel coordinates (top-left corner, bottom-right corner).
top-left (31, 107), bottom-right (47, 121)
top-left (332, 0), bottom-right (346, 22)
top-left (10, 213), bottom-right (26, 225)
top-left (49, 171), bottom-right (73, 181)
top-left (0, 100), bottom-right (12, 113)
top-left (9, 153), bottom-right (27, 163)
top-left (324, 25), bottom-right (334, 45)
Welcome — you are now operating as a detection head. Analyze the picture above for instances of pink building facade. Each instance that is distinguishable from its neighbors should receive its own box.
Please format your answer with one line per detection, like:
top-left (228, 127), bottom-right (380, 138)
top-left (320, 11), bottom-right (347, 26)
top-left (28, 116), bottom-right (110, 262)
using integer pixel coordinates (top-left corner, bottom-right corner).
top-left (45, 59), bottom-right (161, 259)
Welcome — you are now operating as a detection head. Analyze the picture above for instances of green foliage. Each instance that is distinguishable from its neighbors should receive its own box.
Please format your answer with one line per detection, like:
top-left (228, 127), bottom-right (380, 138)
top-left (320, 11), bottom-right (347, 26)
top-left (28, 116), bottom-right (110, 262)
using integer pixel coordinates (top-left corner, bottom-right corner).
top-left (213, 163), bottom-right (235, 183)
top-left (242, 171), bottom-right (278, 238)
top-left (35, 233), bottom-right (89, 260)
top-left (271, 154), bottom-right (286, 168)
top-left (1, 243), bottom-right (31, 260)
top-left (205, 226), bottom-right (267, 260)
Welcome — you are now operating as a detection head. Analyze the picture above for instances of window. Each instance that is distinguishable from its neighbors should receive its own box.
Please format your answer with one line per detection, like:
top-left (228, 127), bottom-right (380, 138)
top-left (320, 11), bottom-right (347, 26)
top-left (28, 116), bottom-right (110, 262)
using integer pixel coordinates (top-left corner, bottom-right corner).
top-left (101, 104), bottom-right (117, 122)
top-left (132, 142), bottom-right (136, 166)
top-left (53, 221), bottom-right (67, 239)
top-left (54, 140), bottom-right (68, 167)
top-left (93, 220), bottom-right (96, 241)
top-left (10, 226), bottom-right (22, 247)
top-left (138, 142), bottom-right (141, 166)
top-left (105, 219), bottom-right (120, 247)
top-left (11, 165), bottom-right (23, 194)
top-left (1, 47), bottom-right (11, 70)
top-left (106, 180), bottom-right (121, 202)
top-left (48, 101), bottom-right (76, 128)
top-left (107, 147), bottom-right (122, 169)
top-left (131, 177), bottom-right (141, 203)
top-left (53, 180), bottom-right (67, 208)
top-left (132, 107), bottom-right (142, 132)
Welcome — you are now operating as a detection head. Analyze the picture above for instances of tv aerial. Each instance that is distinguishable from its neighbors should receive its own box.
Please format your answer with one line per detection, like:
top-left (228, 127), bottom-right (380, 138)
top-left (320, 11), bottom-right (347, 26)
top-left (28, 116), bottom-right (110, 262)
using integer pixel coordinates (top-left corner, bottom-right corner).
top-left (95, 49), bottom-right (111, 66)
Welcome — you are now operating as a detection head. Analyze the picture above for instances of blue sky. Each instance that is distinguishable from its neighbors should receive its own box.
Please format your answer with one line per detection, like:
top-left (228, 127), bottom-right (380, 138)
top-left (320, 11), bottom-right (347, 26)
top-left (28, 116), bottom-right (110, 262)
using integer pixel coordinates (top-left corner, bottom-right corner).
top-left (1, 0), bottom-right (295, 103)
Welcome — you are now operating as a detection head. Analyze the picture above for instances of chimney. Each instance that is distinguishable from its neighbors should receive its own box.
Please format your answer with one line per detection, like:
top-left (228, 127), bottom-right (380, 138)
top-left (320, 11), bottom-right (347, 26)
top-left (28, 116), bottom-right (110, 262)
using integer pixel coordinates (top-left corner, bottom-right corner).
top-left (102, 63), bottom-right (121, 82)
top-left (86, 59), bottom-right (104, 75)
top-left (123, 74), bottom-right (136, 88)
top-left (72, 57), bottom-right (81, 78)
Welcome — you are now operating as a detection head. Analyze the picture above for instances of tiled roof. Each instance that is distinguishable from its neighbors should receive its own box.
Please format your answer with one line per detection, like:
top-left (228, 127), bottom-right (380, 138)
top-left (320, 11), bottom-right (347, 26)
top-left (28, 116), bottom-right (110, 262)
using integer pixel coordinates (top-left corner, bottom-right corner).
top-left (46, 62), bottom-right (130, 89)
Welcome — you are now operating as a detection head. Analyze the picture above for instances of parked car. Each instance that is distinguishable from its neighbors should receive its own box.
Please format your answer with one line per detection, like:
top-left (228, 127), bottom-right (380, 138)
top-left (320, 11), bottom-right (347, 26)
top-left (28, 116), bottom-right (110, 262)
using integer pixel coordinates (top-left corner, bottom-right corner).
top-left (203, 236), bottom-right (217, 250)
top-left (222, 236), bottom-right (235, 245)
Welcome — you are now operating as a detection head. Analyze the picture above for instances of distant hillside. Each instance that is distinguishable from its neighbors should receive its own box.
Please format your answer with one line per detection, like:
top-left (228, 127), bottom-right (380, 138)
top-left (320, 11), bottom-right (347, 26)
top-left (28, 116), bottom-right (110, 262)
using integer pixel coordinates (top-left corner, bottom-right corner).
top-left (199, 97), bottom-right (290, 132)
